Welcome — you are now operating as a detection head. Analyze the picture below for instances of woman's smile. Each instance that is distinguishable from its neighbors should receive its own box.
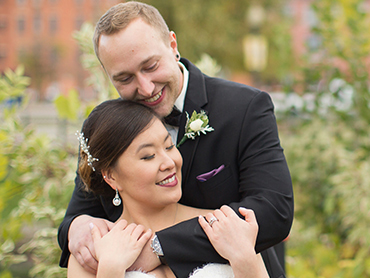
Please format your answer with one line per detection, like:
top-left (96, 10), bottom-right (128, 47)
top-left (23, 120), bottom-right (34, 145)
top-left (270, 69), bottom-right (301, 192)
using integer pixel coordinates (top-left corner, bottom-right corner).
top-left (157, 173), bottom-right (177, 187)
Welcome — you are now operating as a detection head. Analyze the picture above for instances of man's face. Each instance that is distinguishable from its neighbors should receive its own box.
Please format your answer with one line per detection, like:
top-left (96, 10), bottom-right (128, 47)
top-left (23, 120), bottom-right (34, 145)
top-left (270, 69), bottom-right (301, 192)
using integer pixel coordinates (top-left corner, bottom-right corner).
top-left (98, 18), bottom-right (183, 118)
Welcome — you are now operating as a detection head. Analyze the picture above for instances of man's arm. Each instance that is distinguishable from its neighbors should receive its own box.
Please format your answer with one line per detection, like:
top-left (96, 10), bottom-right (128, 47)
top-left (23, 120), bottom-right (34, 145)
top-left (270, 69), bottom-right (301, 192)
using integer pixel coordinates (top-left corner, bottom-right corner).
top-left (157, 91), bottom-right (293, 277)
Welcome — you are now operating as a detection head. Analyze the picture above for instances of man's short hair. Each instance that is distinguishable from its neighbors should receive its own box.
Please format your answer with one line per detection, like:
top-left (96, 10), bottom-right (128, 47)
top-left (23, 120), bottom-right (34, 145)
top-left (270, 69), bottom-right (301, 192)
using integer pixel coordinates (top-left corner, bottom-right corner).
top-left (93, 1), bottom-right (170, 63)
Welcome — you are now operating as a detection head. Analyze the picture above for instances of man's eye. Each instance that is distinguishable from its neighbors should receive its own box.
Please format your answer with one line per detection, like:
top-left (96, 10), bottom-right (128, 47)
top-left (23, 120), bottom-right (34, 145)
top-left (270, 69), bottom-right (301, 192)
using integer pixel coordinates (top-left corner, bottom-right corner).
top-left (146, 62), bottom-right (158, 71)
top-left (120, 76), bottom-right (133, 83)
top-left (141, 154), bottom-right (155, 160)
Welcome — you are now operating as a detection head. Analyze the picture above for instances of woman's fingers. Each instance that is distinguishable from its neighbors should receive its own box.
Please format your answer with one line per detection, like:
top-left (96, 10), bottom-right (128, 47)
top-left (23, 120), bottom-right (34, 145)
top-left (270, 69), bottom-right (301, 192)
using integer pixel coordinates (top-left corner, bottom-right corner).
top-left (90, 223), bottom-right (102, 242)
top-left (198, 215), bottom-right (213, 235)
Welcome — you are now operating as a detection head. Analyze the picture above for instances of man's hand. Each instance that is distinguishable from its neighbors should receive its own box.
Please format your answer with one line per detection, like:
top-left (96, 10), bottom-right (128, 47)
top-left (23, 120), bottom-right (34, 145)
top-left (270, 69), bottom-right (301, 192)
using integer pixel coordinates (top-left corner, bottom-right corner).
top-left (68, 215), bottom-right (114, 274)
top-left (127, 234), bottom-right (162, 272)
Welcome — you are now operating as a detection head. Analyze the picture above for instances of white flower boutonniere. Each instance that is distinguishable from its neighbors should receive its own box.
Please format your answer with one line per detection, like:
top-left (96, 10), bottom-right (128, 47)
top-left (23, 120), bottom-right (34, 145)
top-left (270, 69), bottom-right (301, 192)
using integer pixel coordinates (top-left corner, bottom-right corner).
top-left (177, 110), bottom-right (214, 147)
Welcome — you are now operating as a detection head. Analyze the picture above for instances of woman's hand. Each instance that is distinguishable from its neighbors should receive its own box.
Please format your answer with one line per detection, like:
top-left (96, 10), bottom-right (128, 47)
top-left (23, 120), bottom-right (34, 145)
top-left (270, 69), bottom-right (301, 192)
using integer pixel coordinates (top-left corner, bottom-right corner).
top-left (199, 205), bottom-right (258, 261)
top-left (90, 220), bottom-right (153, 277)
top-left (198, 205), bottom-right (269, 278)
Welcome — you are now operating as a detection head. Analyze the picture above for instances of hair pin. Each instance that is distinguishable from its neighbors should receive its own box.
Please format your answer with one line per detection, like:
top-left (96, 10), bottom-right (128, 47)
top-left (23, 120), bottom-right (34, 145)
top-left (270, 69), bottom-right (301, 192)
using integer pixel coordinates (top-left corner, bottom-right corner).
top-left (76, 131), bottom-right (99, 171)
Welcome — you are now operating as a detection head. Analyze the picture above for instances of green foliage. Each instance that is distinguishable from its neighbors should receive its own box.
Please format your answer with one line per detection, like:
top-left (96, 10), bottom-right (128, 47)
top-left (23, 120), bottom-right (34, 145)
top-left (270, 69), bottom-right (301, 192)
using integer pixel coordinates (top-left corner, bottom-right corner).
top-left (283, 118), bottom-right (370, 277)
top-left (281, 1), bottom-right (370, 277)
top-left (298, 0), bottom-right (370, 124)
top-left (0, 66), bottom-right (30, 103)
top-left (0, 68), bottom-right (73, 277)
top-left (54, 89), bottom-right (81, 121)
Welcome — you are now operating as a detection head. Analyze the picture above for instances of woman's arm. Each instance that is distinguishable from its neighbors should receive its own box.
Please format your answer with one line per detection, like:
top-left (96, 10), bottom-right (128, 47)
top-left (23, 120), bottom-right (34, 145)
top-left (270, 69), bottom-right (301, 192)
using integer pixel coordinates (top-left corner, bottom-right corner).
top-left (198, 206), bottom-right (269, 278)
top-left (68, 254), bottom-right (96, 278)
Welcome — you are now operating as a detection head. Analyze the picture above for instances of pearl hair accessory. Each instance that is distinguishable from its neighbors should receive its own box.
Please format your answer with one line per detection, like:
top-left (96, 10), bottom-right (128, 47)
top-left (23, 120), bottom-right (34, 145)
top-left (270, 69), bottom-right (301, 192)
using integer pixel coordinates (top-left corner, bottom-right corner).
top-left (76, 131), bottom-right (99, 171)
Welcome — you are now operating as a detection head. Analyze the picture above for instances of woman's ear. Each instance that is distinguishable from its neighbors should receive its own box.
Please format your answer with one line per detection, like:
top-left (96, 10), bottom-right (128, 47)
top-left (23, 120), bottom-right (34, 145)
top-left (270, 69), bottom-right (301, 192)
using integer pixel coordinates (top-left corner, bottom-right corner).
top-left (101, 168), bottom-right (120, 191)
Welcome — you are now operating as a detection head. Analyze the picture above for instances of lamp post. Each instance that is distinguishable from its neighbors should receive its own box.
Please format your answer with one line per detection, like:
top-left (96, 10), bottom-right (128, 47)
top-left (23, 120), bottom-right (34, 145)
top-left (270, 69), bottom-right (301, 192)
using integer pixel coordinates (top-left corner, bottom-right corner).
top-left (243, 4), bottom-right (268, 86)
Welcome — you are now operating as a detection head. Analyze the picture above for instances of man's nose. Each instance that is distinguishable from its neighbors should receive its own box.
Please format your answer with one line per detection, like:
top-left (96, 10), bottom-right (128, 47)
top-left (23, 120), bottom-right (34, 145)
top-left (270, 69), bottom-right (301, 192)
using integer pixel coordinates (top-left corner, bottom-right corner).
top-left (137, 74), bottom-right (155, 97)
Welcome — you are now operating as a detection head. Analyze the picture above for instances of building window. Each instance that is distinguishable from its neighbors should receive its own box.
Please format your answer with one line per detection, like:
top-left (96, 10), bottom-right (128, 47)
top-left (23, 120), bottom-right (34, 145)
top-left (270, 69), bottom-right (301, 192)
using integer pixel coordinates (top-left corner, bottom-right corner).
top-left (16, 0), bottom-right (26, 5)
top-left (0, 44), bottom-right (7, 60)
top-left (17, 16), bottom-right (25, 33)
top-left (32, 0), bottom-right (42, 8)
top-left (49, 16), bottom-right (57, 34)
top-left (34, 14), bottom-right (41, 34)
top-left (0, 15), bottom-right (7, 29)
top-left (18, 47), bottom-right (26, 60)
top-left (75, 16), bottom-right (84, 30)
top-left (50, 47), bottom-right (59, 64)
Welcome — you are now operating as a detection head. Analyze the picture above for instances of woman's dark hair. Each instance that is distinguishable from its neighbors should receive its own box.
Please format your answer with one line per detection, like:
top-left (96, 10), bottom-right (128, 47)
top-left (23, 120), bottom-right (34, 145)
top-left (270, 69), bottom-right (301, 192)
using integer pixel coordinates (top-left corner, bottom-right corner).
top-left (78, 99), bottom-right (159, 196)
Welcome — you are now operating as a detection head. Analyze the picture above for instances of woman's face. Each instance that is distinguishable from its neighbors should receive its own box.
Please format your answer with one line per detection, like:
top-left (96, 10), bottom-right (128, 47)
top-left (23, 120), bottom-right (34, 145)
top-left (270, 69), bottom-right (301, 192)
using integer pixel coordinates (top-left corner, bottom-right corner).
top-left (110, 118), bottom-right (182, 209)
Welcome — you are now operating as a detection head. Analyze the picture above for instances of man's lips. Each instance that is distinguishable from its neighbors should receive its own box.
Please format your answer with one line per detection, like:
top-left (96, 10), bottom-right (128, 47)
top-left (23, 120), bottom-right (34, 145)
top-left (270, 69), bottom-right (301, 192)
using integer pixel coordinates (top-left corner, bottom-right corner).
top-left (142, 88), bottom-right (164, 106)
top-left (156, 173), bottom-right (177, 187)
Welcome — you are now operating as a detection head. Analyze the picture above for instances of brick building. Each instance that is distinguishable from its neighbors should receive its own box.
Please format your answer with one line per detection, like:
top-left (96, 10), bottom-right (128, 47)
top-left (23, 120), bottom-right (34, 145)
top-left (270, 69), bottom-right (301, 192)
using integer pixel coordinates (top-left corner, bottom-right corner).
top-left (0, 0), bottom-right (120, 101)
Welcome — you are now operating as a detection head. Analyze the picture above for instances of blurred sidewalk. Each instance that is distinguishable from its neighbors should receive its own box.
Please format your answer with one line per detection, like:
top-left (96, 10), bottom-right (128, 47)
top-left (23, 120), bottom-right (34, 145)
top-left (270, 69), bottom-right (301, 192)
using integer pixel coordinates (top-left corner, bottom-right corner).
top-left (2, 101), bottom-right (83, 146)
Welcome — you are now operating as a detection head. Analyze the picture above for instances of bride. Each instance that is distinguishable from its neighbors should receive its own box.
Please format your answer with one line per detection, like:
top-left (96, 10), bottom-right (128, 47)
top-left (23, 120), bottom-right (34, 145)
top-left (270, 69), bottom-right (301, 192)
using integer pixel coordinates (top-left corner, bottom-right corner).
top-left (67, 99), bottom-right (269, 278)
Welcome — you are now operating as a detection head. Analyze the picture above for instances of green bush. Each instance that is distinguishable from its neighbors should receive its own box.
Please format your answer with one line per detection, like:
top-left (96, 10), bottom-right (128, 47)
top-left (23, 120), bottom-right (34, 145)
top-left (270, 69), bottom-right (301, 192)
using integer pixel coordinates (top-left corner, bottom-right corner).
top-left (0, 67), bottom-right (74, 278)
top-left (283, 117), bottom-right (370, 277)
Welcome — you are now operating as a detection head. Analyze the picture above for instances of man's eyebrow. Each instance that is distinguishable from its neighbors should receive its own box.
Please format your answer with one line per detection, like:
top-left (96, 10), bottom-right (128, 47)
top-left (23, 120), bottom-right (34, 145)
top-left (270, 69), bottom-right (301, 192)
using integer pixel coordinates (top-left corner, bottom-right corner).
top-left (112, 56), bottom-right (157, 81)
top-left (135, 133), bottom-right (171, 154)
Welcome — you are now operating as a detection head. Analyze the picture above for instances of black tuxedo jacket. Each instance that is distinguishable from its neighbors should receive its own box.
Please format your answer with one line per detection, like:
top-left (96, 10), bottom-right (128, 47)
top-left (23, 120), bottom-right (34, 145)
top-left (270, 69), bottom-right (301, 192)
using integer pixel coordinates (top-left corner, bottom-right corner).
top-left (58, 58), bottom-right (293, 278)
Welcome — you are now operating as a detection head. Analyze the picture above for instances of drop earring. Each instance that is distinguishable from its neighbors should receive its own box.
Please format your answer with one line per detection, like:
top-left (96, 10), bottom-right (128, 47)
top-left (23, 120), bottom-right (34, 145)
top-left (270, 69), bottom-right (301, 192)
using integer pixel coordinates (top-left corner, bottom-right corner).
top-left (176, 53), bottom-right (180, 60)
top-left (113, 188), bottom-right (121, 206)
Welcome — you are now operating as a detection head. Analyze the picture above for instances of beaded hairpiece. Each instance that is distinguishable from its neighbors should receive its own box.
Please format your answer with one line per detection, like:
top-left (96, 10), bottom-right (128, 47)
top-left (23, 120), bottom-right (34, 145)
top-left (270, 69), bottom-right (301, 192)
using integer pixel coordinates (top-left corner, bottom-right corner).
top-left (76, 131), bottom-right (99, 171)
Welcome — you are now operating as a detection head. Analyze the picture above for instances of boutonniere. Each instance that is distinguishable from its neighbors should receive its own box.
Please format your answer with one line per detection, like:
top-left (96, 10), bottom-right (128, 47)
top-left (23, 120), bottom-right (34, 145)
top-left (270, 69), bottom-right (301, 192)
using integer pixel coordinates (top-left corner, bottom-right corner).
top-left (177, 110), bottom-right (214, 147)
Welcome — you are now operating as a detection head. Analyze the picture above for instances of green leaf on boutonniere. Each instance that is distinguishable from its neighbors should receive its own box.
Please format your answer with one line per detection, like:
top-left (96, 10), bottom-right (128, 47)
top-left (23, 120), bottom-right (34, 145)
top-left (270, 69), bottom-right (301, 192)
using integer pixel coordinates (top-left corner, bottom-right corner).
top-left (177, 110), bottom-right (214, 147)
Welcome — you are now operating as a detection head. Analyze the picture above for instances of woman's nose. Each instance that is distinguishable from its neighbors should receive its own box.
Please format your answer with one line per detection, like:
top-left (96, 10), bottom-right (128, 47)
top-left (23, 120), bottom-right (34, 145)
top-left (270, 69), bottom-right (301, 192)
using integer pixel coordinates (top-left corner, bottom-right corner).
top-left (160, 153), bottom-right (176, 171)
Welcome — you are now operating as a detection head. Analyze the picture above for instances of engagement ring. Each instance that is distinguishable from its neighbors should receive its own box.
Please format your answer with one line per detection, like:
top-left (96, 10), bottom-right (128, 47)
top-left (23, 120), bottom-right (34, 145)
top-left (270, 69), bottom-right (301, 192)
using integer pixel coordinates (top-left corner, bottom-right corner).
top-left (208, 216), bottom-right (218, 227)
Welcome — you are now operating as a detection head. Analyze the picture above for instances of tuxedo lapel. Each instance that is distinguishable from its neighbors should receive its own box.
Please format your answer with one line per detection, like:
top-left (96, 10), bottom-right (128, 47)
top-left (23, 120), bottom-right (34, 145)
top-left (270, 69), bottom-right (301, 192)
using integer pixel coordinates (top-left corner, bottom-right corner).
top-left (177, 59), bottom-right (208, 187)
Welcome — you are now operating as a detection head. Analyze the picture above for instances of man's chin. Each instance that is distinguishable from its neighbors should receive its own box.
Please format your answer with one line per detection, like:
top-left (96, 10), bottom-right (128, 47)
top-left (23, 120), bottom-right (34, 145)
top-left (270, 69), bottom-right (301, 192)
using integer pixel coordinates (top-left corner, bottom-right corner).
top-left (151, 105), bottom-right (173, 119)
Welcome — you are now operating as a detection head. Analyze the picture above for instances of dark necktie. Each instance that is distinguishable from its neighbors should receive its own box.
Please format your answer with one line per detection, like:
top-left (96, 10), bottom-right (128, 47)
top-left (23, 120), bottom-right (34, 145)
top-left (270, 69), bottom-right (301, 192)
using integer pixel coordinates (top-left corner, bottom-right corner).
top-left (164, 107), bottom-right (182, 127)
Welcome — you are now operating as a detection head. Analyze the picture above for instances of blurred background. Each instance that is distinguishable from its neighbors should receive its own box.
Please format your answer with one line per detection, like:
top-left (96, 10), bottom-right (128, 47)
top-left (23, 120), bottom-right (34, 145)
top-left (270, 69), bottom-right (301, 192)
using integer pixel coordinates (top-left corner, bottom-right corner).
top-left (0, 0), bottom-right (370, 277)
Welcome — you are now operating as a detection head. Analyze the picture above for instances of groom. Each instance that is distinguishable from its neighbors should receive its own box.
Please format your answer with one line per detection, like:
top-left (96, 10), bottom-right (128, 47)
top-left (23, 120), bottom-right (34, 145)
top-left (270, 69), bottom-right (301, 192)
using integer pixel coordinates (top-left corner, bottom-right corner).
top-left (58, 2), bottom-right (293, 278)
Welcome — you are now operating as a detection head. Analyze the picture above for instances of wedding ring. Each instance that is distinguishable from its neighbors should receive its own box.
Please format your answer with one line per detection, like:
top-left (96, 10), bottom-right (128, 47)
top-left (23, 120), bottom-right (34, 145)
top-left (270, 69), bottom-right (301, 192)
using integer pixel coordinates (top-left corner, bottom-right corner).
top-left (208, 216), bottom-right (218, 227)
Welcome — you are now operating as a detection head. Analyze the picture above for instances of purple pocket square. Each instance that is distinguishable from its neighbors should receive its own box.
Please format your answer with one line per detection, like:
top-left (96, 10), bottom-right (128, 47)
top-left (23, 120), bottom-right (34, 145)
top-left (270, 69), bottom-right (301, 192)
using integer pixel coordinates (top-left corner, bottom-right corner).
top-left (196, 165), bottom-right (225, 182)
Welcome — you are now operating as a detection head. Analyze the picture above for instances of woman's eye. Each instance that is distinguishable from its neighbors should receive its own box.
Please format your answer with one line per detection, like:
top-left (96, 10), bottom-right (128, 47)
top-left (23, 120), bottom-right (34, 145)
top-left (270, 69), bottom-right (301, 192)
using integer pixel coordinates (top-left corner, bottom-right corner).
top-left (141, 154), bottom-right (155, 160)
top-left (166, 144), bottom-right (175, 150)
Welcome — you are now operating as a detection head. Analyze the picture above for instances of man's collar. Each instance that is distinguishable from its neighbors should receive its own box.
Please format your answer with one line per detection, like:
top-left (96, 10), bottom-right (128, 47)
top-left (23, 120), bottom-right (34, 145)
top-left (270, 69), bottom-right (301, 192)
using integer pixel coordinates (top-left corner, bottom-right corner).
top-left (174, 61), bottom-right (189, 113)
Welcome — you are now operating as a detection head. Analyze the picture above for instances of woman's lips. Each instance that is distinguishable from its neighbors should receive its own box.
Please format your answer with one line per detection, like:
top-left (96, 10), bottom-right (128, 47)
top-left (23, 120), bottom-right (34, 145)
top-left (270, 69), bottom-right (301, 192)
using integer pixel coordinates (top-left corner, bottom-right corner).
top-left (157, 174), bottom-right (177, 187)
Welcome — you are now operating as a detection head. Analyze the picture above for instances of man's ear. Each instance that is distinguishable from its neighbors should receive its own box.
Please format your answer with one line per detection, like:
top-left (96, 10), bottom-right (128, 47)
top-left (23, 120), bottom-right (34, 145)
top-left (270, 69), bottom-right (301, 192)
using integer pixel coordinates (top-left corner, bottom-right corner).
top-left (169, 31), bottom-right (178, 53)
top-left (101, 168), bottom-right (120, 191)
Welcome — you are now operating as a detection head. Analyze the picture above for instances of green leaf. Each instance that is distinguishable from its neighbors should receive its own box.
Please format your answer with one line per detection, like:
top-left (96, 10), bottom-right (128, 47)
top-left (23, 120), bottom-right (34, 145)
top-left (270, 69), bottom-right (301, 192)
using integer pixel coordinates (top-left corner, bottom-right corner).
top-left (53, 89), bottom-right (81, 121)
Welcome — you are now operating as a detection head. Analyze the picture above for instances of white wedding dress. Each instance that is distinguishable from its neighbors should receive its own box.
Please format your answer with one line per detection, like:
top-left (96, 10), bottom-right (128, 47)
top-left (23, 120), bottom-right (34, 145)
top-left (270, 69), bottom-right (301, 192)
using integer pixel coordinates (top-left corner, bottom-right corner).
top-left (125, 263), bottom-right (234, 278)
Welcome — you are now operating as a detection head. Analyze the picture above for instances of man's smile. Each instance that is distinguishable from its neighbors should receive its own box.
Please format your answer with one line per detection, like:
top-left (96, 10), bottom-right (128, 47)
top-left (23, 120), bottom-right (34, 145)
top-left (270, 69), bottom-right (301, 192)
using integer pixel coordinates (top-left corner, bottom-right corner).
top-left (143, 89), bottom-right (164, 105)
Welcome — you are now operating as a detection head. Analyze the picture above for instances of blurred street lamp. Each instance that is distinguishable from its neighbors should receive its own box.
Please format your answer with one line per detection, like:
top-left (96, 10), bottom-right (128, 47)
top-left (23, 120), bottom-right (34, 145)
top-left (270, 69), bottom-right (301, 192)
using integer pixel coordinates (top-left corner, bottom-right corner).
top-left (243, 35), bottom-right (267, 72)
top-left (243, 4), bottom-right (268, 76)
